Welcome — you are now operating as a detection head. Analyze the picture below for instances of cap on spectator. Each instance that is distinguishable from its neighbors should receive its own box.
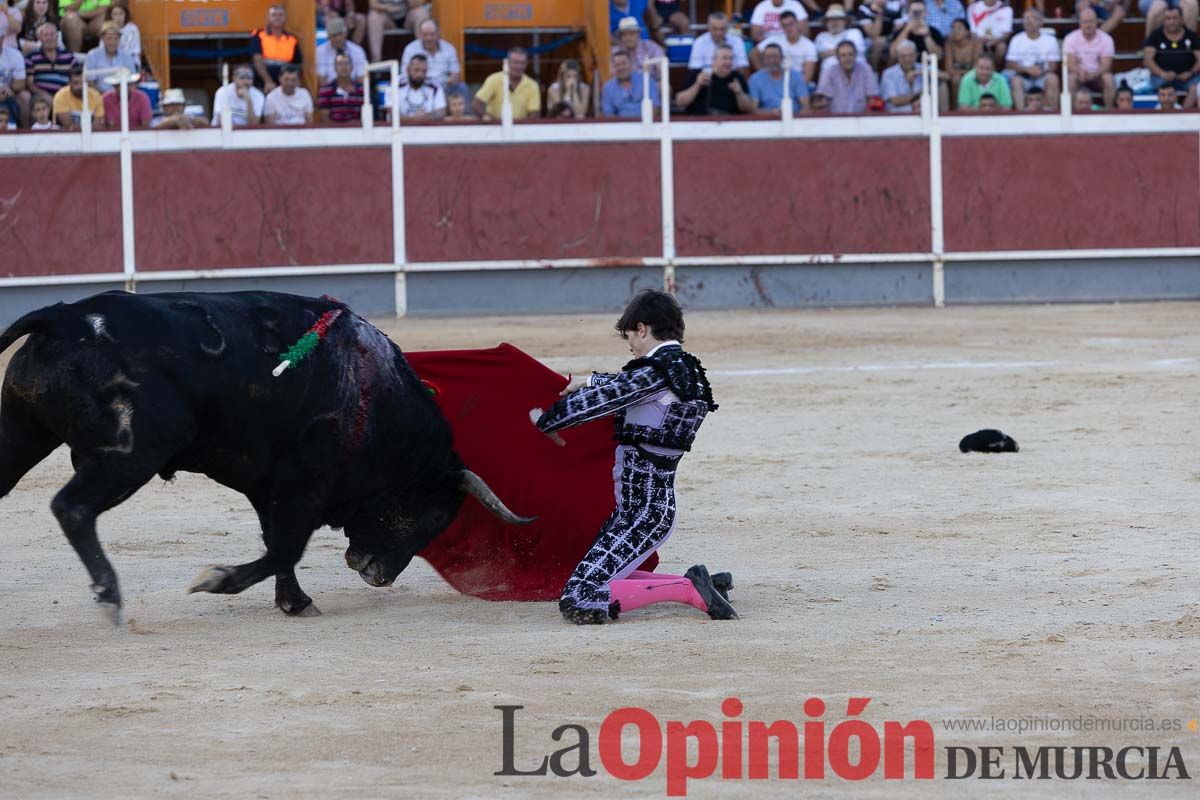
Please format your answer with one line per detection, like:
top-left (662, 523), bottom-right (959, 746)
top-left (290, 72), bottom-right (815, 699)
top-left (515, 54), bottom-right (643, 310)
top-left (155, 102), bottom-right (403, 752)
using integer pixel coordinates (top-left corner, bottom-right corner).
top-left (326, 16), bottom-right (347, 35)
top-left (160, 88), bottom-right (187, 108)
top-left (825, 3), bottom-right (848, 18)
top-left (617, 16), bottom-right (641, 32)
top-left (101, 21), bottom-right (121, 36)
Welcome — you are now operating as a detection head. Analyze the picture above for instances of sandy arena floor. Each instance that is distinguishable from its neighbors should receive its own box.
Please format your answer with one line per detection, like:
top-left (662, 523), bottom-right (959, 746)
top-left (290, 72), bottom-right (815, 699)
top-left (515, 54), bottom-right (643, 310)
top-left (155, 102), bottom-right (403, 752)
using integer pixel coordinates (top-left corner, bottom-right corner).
top-left (0, 301), bottom-right (1197, 798)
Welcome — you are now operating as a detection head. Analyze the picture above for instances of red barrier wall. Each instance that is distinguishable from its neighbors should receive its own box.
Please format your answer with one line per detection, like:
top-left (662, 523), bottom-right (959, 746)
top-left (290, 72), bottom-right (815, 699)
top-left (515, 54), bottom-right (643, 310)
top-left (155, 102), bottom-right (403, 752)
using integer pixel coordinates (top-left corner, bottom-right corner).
top-left (133, 148), bottom-right (393, 270)
top-left (0, 155), bottom-right (122, 277)
top-left (673, 138), bottom-right (932, 256)
top-left (943, 134), bottom-right (1200, 252)
top-left (403, 142), bottom-right (661, 262)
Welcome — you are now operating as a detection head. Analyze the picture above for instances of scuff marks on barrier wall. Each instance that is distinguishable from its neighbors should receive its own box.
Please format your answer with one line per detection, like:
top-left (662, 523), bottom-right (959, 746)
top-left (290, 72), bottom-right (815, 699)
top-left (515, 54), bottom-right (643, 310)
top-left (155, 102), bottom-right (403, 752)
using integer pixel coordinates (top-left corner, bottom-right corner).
top-left (0, 156), bottom-right (122, 276)
top-left (404, 143), bottom-right (661, 262)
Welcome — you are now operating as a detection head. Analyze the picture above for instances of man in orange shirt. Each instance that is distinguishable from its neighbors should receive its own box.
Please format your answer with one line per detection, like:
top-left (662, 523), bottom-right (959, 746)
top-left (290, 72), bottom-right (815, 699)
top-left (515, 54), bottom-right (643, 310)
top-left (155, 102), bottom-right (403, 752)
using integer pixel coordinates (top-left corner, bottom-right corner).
top-left (251, 4), bottom-right (302, 93)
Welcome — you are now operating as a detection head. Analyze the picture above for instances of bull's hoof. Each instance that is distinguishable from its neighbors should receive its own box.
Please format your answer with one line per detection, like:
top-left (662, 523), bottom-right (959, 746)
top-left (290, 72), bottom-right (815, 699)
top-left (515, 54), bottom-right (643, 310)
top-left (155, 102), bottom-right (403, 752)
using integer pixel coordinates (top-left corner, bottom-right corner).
top-left (188, 565), bottom-right (236, 594)
top-left (276, 598), bottom-right (321, 617)
top-left (96, 600), bottom-right (123, 627)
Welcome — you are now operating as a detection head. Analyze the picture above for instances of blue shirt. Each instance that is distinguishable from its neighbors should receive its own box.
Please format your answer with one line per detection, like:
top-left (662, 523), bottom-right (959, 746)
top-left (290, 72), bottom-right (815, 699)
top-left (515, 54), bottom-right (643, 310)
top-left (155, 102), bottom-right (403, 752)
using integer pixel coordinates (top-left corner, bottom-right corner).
top-left (601, 73), bottom-right (661, 117)
top-left (747, 67), bottom-right (809, 110)
top-left (610, 0), bottom-right (650, 38)
top-left (923, 0), bottom-right (966, 38)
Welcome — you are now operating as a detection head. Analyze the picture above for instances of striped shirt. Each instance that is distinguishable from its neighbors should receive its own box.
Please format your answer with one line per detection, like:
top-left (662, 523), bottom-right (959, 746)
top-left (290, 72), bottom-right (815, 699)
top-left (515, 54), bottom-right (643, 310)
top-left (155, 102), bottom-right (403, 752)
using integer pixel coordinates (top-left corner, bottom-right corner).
top-left (25, 47), bottom-right (76, 95)
top-left (318, 79), bottom-right (364, 123)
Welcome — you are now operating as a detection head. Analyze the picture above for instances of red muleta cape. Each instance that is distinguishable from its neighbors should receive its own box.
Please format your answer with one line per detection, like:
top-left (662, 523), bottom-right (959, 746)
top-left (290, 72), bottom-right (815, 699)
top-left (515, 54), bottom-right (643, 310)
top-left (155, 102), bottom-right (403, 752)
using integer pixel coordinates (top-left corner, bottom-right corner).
top-left (406, 343), bottom-right (657, 601)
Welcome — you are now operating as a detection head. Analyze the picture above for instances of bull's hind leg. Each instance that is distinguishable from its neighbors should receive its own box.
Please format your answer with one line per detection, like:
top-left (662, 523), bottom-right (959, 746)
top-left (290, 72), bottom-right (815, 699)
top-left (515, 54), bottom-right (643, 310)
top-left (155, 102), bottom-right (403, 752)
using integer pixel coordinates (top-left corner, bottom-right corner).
top-left (50, 457), bottom-right (161, 619)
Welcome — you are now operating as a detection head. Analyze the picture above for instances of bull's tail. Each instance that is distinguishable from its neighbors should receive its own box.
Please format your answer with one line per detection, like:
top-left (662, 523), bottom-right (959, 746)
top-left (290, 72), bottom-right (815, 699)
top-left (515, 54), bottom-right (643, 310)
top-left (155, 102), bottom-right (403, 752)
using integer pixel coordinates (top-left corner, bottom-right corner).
top-left (0, 303), bottom-right (71, 356)
top-left (461, 470), bottom-right (536, 525)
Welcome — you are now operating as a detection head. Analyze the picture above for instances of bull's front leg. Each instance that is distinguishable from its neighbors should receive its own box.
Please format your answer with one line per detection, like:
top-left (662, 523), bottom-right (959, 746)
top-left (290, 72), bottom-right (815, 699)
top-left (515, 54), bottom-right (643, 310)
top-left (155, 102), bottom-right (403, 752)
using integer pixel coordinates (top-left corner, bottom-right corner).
top-left (274, 568), bottom-right (320, 616)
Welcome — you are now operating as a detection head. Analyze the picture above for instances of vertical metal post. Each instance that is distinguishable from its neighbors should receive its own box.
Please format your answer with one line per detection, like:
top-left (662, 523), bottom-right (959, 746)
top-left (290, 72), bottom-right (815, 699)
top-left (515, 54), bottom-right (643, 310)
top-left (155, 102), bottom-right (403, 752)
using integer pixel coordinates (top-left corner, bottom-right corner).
top-left (119, 72), bottom-right (136, 291)
top-left (641, 58), bottom-right (653, 126)
top-left (1061, 56), bottom-right (1071, 119)
top-left (659, 57), bottom-right (676, 295)
top-left (501, 57), bottom-right (513, 131)
top-left (781, 56), bottom-right (793, 128)
top-left (390, 60), bottom-right (407, 317)
top-left (928, 52), bottom-right (945, 308)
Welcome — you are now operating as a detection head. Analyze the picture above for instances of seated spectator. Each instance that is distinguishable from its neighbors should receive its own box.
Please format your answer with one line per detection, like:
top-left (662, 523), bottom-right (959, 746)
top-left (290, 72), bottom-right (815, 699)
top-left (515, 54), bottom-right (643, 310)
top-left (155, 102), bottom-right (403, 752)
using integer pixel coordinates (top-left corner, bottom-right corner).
top-left (978, 91), bottom-right (999, 109)
top-left (1156, 82), bottom-right (1182, 107)
top-left (472, 47), bottom-right (540, 120)
top-left (1114, 83), bottom-right (1135, 108)
top-left (816, 5), bottom-right (868, 64)
top-left (388, 52), bottom-right (445, 119)
top-left (609, 0), bottom-right (651, 37)
top-left (612, 15), bottom-right (665, 75)
top-left (689, 12), bottom-right (750, 71)
top-left (316, 16), bottom-right (367, 85)
top-left (251, 5), bottom-right (302, 93)
top-left (2, 1), bottom-right (18, 51)
top-left (966, 0), bottom-right (1012, 67)
top-left (60, 0), bottom-right (109, 54)
top-left (104, 1), bottom-right (139, 66)
top-left (750, 0), bottom-right (809, 42)
top-left (368, 0), bottom-right (431, 63)
top-left (211, 65), bottom-right (264, 127)
top-left (154, 87), bottom-right (200, 129)
top-left (748, 41), bottom-right (810, 112)
top-left (958, 53), bottom-right (1013, 108)
top-left (1064, 7), bottom-right (1115, 107)
top-left (52, 64), bottom-right (103, 129)
top-left (750, 10), bottom-right (818, 85)
top-left (946, 17), bottom-right (982, 103)
top-left (264, 64), bottom-right (313, 125)
top-left (402, 19), bottom-right (465, 98)
top-left (29, 93), bottom-right (57, 128)
top-left (1, 39), bottom-right (29, 127)
top-left (444, 90), bottom-right (474, 120)
top-left (100, 70), bottom-right (149, 128)
top-left (601, 49), bottom-right (660, 117)
top-left (1023, 85), bottom-right (1045, 109)
top-left (1073, 85), bottom-right (1102, 110)
top-left (814, 40), bottom-right (881, 112)
top-left (26, 21), bottom-right (74, 100)
top-left (318, 52), bottom-right (364, 124)
top-left (882, 39), bottom-right (923, 112)
top-left (676, 43), bottom-right (754, 114)
top-left (0, 105), bottom-right (10, 129)
top-left (547, 59), bottom-right (591, 118)
top-left (550, 100), bottom-right (575, 118)
top-left (858, 0), bottom-right (908, 69)
top-left (84, 22), bottom-right (137, 90)
top-left (652, 1), bottom-right (691, 35)
top-left (1005, 8), bottom-right (1060, 112)
top-left (925, 0), bottom-right (967, 38)
top-left (891, 1), bottom-right (946, 61)
top-left (317, 0), bottom-right (366, 47)
top-left (19, 0), bottom-right (60, 57)
top-left (1143, 7), bottom-right (1200, 108)
top-left (1076, 1), bottom-right (1127, 36)
top-left (1141, 0), bottom-right (1198, 36)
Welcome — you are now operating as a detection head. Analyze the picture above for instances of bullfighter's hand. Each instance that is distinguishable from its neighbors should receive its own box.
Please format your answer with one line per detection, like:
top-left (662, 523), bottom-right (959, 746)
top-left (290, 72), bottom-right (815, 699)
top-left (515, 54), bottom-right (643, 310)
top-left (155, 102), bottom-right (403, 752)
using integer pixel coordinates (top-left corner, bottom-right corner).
top-left (529, 407), bottom-right (566, 447)
top-left (559, 374), bottom-right (588, 395)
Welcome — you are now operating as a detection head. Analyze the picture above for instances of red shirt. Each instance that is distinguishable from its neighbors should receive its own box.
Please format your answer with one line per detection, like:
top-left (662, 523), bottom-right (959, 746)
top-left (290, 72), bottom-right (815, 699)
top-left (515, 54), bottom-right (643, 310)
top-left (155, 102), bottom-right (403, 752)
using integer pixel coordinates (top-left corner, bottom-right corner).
top-left (102, 87), bottom-right (153, 129)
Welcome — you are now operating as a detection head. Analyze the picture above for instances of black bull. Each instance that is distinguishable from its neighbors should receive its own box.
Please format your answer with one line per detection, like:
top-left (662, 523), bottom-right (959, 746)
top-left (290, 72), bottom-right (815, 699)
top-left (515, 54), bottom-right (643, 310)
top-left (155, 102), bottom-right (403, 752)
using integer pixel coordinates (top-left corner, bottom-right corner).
top-left (0, 291), bottom-right (531, 618)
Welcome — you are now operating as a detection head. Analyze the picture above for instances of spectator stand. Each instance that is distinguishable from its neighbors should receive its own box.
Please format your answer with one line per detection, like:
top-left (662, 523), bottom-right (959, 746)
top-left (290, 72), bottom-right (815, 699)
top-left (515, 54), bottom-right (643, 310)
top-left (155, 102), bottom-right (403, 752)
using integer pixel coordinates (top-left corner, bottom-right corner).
top-left (433, 0), bottom-right (612, 95)
top-left (133, 0), bottom-right (317, 107)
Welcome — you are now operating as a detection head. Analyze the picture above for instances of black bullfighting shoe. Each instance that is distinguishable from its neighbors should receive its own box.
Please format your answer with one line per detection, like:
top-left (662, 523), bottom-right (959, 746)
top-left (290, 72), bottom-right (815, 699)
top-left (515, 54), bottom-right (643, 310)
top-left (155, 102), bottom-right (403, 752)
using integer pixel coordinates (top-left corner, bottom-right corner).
top-left (559, 598), bottom-right (606, 625)
top-left (711, 571), bottom-right (734, 601)
top-left (686, 564), bottom-right (739, 620)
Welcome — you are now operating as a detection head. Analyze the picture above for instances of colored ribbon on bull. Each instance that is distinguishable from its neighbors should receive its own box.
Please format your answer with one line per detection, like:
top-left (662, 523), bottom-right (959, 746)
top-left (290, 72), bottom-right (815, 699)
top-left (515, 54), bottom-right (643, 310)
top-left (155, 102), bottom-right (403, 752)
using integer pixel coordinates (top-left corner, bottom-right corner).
top-left (272, 308), bottom-right (344, 377)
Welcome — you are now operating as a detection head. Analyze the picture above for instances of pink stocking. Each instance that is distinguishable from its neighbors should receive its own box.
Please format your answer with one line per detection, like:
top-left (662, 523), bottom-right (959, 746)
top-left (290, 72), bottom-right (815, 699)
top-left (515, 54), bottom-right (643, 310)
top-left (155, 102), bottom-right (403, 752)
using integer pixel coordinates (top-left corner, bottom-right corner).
top-left (628, 569), bottom-right (684, 580)
top-left (609, 576), bottom-right (708, 614)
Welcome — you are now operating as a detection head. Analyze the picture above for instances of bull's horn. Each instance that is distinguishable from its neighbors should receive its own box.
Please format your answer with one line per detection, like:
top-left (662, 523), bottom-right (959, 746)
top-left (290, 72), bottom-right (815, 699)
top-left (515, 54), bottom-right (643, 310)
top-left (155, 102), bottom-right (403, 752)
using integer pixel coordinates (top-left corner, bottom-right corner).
top-left (461, 470), bottom-right (536, 525)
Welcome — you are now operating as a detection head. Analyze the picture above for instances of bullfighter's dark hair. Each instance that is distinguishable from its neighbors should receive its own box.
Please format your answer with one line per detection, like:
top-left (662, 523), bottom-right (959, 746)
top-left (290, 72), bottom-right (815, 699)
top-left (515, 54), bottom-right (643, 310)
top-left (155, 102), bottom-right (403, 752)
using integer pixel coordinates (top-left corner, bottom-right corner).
top-left (615, 290), bottom-right (685, 343)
